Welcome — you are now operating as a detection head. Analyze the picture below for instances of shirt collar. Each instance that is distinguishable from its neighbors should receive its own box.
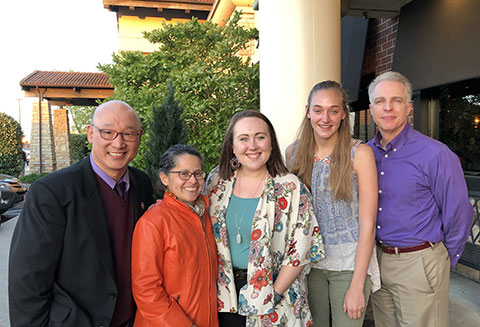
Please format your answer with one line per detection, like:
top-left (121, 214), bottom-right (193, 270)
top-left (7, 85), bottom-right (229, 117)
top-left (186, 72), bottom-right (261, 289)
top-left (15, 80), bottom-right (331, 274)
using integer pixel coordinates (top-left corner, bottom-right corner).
top-left (89, 154), bottom-right (130, 191)
top-left (373, 123), bottom-right (412, 151)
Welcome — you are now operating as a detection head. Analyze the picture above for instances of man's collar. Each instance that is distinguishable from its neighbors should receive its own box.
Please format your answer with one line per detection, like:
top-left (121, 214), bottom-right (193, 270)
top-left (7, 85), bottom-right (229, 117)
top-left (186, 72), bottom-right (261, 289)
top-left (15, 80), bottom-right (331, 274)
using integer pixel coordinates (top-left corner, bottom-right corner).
top-left (373, 123), bottom-right (412, 150)
top-left (89, 154), bottom-right (130, 190)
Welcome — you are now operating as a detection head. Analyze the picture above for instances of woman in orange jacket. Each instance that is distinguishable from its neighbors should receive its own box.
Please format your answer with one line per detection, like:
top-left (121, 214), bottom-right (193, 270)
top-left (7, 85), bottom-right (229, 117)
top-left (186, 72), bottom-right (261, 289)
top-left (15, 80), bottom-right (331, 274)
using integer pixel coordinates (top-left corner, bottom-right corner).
top-left (131, 144), bottom-right (218, 327)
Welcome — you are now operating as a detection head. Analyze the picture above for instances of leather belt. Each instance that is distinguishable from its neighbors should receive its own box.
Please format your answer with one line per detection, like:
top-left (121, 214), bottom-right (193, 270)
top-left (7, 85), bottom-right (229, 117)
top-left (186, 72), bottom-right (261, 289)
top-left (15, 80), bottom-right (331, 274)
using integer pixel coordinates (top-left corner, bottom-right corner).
top-left (233, 267), bottom-right (248, 280)
top-left (378, 241), bottom-right (432, 254)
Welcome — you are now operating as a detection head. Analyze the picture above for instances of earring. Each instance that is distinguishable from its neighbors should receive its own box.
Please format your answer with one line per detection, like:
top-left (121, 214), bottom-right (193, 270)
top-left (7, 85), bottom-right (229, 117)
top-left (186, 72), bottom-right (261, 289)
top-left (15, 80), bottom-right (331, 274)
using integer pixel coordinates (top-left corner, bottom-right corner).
top-left (230, 155), bottom-right (241, 170)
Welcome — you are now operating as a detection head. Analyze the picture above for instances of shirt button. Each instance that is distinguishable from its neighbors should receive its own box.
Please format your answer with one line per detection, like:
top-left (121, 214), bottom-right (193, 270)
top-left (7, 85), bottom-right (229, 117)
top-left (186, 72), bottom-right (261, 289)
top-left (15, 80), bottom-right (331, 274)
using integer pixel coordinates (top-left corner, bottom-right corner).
top-left (379, 190), bottom-right (382, 194)
top-left (385, 154), bottom-right (388, 158)
top-left (379, 207), bottom-right (382, 211)
top-left (456, 254), bottom-right (460, 257)
top-left (377, 225), bottom-right (381, 229)
top-left (393, 148), bottom-right (397, 152)
top-left (380, 172), bottom-right (385, 175)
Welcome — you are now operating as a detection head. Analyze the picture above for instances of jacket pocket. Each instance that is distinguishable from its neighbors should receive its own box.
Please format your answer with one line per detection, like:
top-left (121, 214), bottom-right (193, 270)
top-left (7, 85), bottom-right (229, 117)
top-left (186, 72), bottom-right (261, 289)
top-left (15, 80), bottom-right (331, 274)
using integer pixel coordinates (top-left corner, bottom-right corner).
top-left (50, 301), bottom-right (72, 323)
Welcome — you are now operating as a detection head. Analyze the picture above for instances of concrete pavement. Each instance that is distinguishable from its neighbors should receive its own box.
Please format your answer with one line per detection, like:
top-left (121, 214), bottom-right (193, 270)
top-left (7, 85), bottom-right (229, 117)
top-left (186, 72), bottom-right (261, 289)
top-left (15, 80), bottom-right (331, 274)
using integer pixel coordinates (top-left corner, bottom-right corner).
top-left (1, 213), bottom-right (479, 327)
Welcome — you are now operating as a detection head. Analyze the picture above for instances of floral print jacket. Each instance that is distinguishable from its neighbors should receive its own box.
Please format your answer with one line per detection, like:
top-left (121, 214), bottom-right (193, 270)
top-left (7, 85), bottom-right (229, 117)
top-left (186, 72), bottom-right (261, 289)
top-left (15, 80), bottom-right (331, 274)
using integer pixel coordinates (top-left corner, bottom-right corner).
top-left (205, 168), bottom-right (325, 327)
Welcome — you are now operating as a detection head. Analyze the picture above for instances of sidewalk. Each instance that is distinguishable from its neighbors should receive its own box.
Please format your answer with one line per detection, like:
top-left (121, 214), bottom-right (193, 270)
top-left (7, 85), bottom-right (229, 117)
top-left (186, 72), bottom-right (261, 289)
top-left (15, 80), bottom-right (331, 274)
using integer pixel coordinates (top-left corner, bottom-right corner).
top-left (363, 271), bottom-right (480, 327)
top-left (449, 271), bottom-right (480, 326)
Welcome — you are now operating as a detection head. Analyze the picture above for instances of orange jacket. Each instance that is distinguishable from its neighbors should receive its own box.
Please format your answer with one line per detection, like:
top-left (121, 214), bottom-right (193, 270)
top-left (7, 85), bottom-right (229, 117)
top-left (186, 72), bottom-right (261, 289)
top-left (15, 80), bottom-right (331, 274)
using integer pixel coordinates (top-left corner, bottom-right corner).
top-left (131, 193), bottom-right (218, 327)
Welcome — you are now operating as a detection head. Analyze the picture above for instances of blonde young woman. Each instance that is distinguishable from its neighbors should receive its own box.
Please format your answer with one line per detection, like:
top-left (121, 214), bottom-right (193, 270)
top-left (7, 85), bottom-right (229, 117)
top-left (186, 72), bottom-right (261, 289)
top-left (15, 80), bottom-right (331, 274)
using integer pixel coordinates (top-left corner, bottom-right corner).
top-left (286, 81), bottom-right (379, 327)
top-left (205, 110), bottom-right (324, 327)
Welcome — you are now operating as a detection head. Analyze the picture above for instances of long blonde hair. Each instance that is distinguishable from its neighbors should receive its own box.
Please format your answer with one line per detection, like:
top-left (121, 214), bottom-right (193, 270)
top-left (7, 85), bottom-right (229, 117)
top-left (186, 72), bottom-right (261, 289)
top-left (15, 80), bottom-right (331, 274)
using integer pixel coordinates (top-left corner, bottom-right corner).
top-left (289, 81), bottom-right (353, 200)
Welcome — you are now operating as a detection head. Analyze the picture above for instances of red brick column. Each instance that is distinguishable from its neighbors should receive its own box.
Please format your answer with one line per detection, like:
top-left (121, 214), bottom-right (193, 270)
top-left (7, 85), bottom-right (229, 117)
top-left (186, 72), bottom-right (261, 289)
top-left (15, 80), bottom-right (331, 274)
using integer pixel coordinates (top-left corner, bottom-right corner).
top-left (362, 17), bottom-right (399, 76)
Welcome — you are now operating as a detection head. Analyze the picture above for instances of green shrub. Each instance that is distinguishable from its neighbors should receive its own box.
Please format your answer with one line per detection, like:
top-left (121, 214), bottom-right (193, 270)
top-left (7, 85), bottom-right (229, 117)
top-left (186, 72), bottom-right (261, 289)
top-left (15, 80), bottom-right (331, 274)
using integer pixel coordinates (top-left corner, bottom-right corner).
top-left (145, 82), bottom-right (188, 192)
top-left (19, 172), bottom-right (50, 184)
top-left (70, 133), bottom-right (89, 162)
top-left (0, 112), bottom-right (24, 177)
top-left (99, 12), bottom-right (259, 172)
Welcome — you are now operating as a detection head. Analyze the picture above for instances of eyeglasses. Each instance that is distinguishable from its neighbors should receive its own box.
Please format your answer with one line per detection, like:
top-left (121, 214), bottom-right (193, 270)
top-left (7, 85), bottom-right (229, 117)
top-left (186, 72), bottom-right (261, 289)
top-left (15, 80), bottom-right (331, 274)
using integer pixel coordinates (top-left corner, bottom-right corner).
top-left (92, 125), bottom-right (142, 142)
top-left (169, 170), bottom-right (206, 180)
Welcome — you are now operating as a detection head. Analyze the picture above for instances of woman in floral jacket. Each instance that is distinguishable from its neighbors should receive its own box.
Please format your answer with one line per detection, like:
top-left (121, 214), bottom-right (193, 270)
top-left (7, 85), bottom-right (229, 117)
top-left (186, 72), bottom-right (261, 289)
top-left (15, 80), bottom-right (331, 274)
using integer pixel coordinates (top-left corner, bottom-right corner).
top-left (204, 110), bottom-right (324, 327)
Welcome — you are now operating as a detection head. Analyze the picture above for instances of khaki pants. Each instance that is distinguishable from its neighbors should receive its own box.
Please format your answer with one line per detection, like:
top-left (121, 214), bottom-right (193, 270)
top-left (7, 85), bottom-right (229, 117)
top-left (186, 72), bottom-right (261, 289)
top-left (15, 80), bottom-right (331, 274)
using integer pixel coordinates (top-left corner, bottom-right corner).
top-left (371, 242), bottom-right (450, 327)
top-left (307, 269), bottom-right (373, 327)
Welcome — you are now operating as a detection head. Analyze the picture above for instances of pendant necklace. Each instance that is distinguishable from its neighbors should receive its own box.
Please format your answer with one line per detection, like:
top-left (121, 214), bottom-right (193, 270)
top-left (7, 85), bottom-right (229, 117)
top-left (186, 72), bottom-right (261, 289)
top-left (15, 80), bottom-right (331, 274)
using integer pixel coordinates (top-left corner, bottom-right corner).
top-left (234, 171), bottom-right (266, 244)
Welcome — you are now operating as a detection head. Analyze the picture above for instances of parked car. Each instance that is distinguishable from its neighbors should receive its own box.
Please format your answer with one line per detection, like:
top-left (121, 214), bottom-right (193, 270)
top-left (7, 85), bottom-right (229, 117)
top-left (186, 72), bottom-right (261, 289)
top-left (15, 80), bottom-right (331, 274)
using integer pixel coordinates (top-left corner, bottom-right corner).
top-left (0, 189), bottom-right (19, 216)
top-left (0, 174), bottom-right (27, 202)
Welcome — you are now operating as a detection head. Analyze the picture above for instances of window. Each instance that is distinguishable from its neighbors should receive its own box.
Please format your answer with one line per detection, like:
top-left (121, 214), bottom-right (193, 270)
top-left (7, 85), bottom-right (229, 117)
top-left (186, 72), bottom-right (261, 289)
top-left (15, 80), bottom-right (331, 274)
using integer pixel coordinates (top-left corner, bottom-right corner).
top-left (438, 78), bottom-right (480, 172)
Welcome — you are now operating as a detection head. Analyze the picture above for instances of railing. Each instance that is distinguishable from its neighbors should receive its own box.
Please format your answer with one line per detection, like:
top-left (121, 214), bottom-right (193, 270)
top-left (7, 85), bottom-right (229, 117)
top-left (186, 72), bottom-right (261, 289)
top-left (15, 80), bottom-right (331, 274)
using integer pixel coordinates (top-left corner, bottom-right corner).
top-left (459, 176), bottom-right (480, 271)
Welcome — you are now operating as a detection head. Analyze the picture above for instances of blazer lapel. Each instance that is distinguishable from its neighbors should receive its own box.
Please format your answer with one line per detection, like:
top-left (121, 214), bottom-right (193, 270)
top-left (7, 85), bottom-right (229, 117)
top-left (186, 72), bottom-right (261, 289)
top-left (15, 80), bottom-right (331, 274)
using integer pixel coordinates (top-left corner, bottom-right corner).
top-left (79, 159), bottom-right (116, 280)
top-left (128, 169), bottom-right (145, 224)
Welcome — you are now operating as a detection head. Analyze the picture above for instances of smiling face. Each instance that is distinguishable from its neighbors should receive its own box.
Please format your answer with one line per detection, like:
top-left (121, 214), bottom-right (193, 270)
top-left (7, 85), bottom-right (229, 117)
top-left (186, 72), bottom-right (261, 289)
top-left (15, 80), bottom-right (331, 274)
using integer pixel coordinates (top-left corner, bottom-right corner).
top-left (160, 154), bottom-right (204, 204)
top-left (307, 88), bottom-right (347, 142)
top-left (232, 117), bottom-right (272, 174)
top-left (87, 101), bottom-right (142, 181)
top-left (369, 80), bottom-right (413, 142)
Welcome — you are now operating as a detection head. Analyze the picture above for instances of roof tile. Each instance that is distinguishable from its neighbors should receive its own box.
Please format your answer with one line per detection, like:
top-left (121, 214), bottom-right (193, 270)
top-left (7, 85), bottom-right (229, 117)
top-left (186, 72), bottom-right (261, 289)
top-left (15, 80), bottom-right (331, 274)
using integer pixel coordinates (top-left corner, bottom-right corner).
top-left (20, 70), bottom-right (112, 88)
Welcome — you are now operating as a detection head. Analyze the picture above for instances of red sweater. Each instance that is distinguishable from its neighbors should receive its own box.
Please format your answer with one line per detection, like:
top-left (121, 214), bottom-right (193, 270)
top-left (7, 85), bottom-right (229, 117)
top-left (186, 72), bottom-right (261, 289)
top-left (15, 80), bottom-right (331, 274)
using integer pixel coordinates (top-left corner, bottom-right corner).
top-left (96, 175), bottom-right (135, 326)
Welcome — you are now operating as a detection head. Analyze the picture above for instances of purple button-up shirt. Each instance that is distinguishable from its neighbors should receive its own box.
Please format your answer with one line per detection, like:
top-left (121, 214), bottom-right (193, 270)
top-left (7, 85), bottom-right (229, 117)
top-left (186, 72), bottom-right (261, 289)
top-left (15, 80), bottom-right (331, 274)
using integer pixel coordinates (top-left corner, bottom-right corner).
top-left (367, 123), bottom-right (473, 266)
top-left (89, 154), bottom-right (130, 195)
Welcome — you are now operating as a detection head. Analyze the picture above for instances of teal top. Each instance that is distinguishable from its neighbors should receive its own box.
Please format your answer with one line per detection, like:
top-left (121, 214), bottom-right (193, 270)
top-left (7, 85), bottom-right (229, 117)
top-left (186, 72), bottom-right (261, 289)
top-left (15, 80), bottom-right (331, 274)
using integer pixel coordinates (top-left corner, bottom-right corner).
top-left (225, 194), bottom-right (259, 269)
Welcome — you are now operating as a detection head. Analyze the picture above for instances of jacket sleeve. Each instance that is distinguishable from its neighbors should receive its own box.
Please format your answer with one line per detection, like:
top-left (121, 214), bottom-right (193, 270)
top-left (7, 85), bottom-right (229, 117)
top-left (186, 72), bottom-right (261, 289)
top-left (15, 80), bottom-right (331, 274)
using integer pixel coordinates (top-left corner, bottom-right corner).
top-left (132, 215), bottom-right (193, 327)
top-left (281, 180), bottom-right (325, 267)
top-left (8, 181), bottom-right (66, 327)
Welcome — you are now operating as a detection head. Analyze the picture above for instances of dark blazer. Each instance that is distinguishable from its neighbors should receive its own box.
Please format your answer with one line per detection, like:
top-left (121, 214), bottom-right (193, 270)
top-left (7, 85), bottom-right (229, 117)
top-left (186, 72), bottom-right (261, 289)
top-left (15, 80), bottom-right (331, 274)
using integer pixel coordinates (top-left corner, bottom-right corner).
top-left (8, 157), bottom-right (154, 327)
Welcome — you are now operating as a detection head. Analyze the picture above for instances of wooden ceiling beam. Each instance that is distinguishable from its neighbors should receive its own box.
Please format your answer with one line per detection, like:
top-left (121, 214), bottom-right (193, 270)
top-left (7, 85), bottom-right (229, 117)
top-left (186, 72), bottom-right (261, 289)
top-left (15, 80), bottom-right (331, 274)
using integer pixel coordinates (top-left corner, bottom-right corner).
top-left (103, 0), bottom-right (212, 12)
top-left (48, 100), bottom-right (73, 107)
top-left (23, 88), bottom-right (114, 100)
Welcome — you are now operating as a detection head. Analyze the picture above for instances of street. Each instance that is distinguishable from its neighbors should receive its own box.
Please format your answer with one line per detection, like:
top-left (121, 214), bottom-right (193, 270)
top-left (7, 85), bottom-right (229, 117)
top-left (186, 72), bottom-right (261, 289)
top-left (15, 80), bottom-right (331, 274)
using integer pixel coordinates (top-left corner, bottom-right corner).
top-left (0, 203), bottom-right (21, 327)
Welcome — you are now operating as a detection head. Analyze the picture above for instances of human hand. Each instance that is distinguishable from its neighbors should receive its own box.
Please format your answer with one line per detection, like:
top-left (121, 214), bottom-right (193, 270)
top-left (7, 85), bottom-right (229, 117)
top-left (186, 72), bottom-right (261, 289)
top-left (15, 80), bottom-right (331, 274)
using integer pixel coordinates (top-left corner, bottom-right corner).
top-left (343, 287), bottom-right (365, 320)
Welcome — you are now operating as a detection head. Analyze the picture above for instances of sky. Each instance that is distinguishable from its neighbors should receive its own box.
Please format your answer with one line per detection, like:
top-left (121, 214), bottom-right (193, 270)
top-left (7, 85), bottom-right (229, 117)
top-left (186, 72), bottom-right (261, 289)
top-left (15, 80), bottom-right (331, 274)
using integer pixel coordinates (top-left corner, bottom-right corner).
top-left (0, 0), bottom-right (119, 139)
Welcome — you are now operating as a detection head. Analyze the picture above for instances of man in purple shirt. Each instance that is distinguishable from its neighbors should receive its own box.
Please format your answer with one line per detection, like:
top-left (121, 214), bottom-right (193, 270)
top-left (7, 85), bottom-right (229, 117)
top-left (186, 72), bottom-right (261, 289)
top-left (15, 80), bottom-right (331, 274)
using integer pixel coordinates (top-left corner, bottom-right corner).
top-left (9, 101), bottom-right (154, 327)
top-left (366, 72), bottom-right (473, 327)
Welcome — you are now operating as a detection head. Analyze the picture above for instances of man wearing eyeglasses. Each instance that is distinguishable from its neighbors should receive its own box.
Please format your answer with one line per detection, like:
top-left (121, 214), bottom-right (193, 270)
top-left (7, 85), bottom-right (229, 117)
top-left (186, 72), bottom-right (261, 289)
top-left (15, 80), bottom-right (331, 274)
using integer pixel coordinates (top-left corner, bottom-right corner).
top-left (9, 100), bottom-right (154, 327)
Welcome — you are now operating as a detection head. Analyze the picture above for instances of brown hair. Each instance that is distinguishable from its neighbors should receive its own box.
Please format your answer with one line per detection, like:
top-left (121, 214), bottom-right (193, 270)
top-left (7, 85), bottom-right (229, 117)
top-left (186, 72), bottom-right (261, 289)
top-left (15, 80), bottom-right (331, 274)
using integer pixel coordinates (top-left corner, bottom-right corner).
top-left (289, 81), bottom-right (352, 200)
top-left (218, 110), bottom-right (288, 180)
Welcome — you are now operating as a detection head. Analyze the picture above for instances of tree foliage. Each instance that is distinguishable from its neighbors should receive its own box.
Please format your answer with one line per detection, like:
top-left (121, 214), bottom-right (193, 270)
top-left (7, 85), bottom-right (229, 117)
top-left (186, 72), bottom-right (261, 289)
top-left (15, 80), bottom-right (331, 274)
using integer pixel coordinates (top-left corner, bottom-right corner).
top-left (99, 12), bottom-right (259, 171)
top-left (68, 106), bottom-right (96, 133)
top-left (439, 92), bottom-right (480, 171)
top-left (70, 133), bottom-right (90, 163)
top-left (145, 82), bottom-right (188, 194)
top-left (0, 112), bottom-right (24, 176)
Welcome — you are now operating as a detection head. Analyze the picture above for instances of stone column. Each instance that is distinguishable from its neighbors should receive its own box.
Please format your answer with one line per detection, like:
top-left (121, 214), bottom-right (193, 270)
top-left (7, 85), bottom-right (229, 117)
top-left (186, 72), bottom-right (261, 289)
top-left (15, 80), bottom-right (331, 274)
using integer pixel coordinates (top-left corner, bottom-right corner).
top-left (30, 101), bottom-right (57, 173)
top-left (53, 108), bottom-right (72, 170)
top-left (259, 0), bottom-right (341, 153)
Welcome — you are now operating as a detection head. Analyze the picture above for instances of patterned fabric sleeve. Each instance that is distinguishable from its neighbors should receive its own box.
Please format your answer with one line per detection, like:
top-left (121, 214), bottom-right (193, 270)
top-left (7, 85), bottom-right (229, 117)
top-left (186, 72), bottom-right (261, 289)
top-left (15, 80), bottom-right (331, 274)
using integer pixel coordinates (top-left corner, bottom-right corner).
top-left (277, 178), bottom-right (325, 268)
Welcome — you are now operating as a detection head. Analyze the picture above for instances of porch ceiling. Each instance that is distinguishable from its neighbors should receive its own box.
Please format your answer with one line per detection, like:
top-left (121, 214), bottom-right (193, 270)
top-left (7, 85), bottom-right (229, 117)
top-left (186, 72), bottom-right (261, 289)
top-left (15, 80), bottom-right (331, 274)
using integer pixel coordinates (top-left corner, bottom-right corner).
top-left (343, 0), bottom-right (413, 18)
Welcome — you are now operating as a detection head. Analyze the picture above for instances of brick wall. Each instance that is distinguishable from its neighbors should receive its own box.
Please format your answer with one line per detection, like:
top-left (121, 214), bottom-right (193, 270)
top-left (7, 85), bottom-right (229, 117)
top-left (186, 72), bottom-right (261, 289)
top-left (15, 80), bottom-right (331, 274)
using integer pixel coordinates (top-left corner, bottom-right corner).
top-left (362, 17), bottom-right (399, 76)
top-left (356, 16), bottom-right (413, 139)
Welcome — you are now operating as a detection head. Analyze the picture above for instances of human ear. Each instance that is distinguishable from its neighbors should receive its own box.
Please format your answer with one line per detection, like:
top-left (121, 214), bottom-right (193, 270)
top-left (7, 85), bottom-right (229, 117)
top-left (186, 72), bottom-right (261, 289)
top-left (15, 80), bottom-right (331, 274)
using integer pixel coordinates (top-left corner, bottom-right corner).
top-left (159, 172), bottom-right (169, 188)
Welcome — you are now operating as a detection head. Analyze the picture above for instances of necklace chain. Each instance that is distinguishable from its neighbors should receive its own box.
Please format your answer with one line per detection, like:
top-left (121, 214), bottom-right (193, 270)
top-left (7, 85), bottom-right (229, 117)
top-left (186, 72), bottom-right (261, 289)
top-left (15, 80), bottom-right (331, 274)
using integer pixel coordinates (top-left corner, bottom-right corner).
top-left (233, 171), bottom-right (266, 244)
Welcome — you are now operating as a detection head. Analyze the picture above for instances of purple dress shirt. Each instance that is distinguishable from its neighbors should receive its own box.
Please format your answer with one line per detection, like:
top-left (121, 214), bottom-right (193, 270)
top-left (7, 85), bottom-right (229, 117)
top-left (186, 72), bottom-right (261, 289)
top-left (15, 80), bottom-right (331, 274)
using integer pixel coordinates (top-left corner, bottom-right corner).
top-left (367, 123), bottom-right (473, 266)
top-left (89, 154), bottom-right (130, 196)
